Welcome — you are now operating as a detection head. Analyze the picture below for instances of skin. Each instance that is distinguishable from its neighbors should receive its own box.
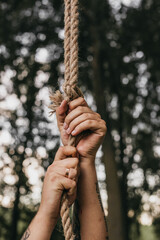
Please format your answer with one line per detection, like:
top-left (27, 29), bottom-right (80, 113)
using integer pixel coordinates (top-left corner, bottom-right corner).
top-left (56, 97), bottom-right (108, 240)
top-left (21, 146), bottom-right (79, 240)
top-left (56, 97), bottom-right (107, 162)
top-left (21, 97), bottom-right (108, 240)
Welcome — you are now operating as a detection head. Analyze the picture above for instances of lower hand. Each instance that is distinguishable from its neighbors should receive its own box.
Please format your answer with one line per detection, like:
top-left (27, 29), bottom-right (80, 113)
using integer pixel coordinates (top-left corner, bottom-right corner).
top-left (38, 146), bottom-right (79, 221)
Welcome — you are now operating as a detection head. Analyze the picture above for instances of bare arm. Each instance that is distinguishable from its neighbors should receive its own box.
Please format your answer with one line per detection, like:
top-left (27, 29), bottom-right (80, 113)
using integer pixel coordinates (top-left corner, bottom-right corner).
top-left (21, 146), bottom-right (79, 240)
top-left (56, 97), bottom-right (109, 240)
top-left (77, 161), bottom-right (109, 240)
top-left (21, 212), bottom-right (56, 240)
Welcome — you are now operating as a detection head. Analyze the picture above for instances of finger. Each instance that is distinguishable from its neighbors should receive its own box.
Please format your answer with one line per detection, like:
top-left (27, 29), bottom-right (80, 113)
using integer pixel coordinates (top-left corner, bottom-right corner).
top-left (69, 97), bottom-right (88, 111)
top-left (60, 176), bottom-right (76, 191)
top-left (55, 146), bottom-right (77, 160)
top-left (60, 177), bottom-right (77, 206)
top-left (53, 157), bottom-right (79, 169)
top-left (67, 184), bottom-right (77, 197)
top-left (65, 113), bottom-right (100, 135)
top-left (64, 106), bottom-right (93, 130)
top-left (71, 119), bottom-right (107, 137)
top-left (49, 166), bottom-right (78, 180)
top-left (68, 189), bottom-right (77, 206)
top-left (56, 100), bottom-right (68, 129)
top-left (68, 168), bottom-right (78, 180)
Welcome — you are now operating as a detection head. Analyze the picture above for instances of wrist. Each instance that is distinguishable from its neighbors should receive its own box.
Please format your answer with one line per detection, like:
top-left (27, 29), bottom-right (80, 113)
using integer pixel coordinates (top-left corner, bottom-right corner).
top-left (28, 210), bottom-right (57, 239)
top-left (79, 159), bottom-right (96, 172)
top-left (37, 206), bottom-right (59, 226)
top-left (79, 156), bottom-right (96, 166)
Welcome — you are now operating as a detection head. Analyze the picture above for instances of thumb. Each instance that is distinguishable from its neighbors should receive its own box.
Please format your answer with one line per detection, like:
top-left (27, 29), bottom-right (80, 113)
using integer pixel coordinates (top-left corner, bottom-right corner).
top-left (56, 100), bottom-right (68, 130)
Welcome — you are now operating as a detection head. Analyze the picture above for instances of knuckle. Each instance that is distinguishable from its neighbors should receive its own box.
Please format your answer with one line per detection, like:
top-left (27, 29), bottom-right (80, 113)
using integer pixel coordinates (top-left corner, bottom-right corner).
top-left (80, 97), bottom-right (86, 105)
top-left (96, 113), bottom-right (101, 118)
top-left (65, 114), bottom-right (70, 124)
top-left (79, 97), bottom-right (84, 101)
top-left (77, 144), bottom-right (83, 153)
top-left (87, 119), bottom-right (93, 125)
top-left (59, 146), bottom-right (63, 152)
top-left (46, 168), bottom-right (55, 179)
top-left (73, 168), bottom-right (77, 176)
top-left (47, 165), bottom-right (52, 173)
top-left (47, 163), bottom-right (57, 173)
top-left (51, 174), bottom-right (57, 182)
top-left (85, 113), bottom-right (91, 119)
top-left (77, 106), bottom-right (83, 112)
top-left (75, 157), bottom-right (79, 165)
top-left (69, 121), bottom-right (74, 130)
top-left (65, 118), bottom-right (69, 125)
top-left (68, 101), bottom-right (74, 109)
top-left (52, 161), bottom-right (57, 168)
top-left (72, 146), bottom-right (77, 154)
top-left (72, 180), bottom-right (76, 188)
top-left (69, 146), bottom-right (76, 152)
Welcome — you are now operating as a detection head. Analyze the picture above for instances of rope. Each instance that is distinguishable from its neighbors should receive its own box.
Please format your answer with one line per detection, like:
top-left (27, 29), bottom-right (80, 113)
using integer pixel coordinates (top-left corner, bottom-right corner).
top-left (62, 0), bottom-right (83, 102)
top-left (49, 0), bottom-right (83, 239)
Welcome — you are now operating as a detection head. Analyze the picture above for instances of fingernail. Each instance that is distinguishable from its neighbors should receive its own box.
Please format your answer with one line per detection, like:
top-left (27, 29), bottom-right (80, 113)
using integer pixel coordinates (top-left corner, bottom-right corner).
top-left (72, 130), bottom-right (76, 135)
top-left (63, 122), bottom-right (68, 129)
top-left (66, 128), bottom-right (71, 134)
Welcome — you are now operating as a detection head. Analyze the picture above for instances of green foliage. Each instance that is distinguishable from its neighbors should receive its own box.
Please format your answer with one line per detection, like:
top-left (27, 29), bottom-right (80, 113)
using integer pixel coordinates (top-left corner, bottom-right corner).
top-left (130, 224), bottom-right (159, 240)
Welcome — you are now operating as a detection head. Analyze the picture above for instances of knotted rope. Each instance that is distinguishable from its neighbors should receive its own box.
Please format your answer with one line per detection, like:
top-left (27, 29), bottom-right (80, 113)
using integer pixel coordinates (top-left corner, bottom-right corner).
top-left (49, 0), bottom-right (83, 239)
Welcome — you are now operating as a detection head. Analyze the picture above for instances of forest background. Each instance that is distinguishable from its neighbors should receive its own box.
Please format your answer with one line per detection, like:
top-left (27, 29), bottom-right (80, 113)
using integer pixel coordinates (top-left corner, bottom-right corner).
top-left (0, 0), bottom-right (160, 240)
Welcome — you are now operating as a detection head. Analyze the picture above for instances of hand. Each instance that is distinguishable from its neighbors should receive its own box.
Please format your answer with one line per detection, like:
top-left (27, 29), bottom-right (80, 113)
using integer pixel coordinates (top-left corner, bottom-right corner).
top-left (56, 97), bottom-right (107, 163)
top-left (38, 146), bottom-right (79, 221)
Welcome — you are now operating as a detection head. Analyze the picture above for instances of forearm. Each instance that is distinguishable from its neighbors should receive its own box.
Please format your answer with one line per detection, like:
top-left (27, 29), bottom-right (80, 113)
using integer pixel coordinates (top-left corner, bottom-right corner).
top-left (77, 160), bottom-right (109, 240)
top-left (21, 210), bottom-right (57, 240)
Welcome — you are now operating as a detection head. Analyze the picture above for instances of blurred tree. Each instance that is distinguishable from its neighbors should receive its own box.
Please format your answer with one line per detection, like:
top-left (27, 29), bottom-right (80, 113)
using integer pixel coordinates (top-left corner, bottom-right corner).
top-left (78, 0), bottom-right (160, 239)
top-left (79, 1), bottom-right (128, 239)
top-left (0, 0), bottom-right (64, 239)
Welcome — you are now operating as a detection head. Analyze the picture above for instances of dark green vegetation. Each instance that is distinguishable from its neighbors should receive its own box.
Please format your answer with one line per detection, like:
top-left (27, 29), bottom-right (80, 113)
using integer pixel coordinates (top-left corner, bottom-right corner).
top-left (0, 0), bottom-right (160, 239)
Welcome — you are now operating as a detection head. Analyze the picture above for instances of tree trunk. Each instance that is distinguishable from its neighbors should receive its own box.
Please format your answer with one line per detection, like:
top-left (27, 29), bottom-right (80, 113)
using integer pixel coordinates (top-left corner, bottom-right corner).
top-left (102, 135), bottom-right (126, 240)
top-left (118, 93), bottom-right (129, 240)
top-left (10, 183), bottom-right (20, 240)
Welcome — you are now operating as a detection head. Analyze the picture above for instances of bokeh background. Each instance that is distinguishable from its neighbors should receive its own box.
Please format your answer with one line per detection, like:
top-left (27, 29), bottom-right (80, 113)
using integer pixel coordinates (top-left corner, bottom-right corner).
top-left (0, 0), bottom-right (160, 239)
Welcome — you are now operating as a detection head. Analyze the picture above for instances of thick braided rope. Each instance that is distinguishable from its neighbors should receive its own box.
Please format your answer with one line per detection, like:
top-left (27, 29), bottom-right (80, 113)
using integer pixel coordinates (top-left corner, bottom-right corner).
top-left (64, 0), bottom-right (71, 91)
top-left (60, 1), bottom-right (75, 239)
top-left (49, 0), bottom-right (83, 239)
top-left (63, 0), bottom-right (80, 100)
top-left (60, 194), bottom-right (74, 240)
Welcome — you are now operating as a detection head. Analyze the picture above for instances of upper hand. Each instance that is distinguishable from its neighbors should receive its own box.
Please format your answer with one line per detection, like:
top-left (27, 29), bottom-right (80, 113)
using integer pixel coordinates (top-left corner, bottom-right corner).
top-left (56, 97), bottom-right (107, 163)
